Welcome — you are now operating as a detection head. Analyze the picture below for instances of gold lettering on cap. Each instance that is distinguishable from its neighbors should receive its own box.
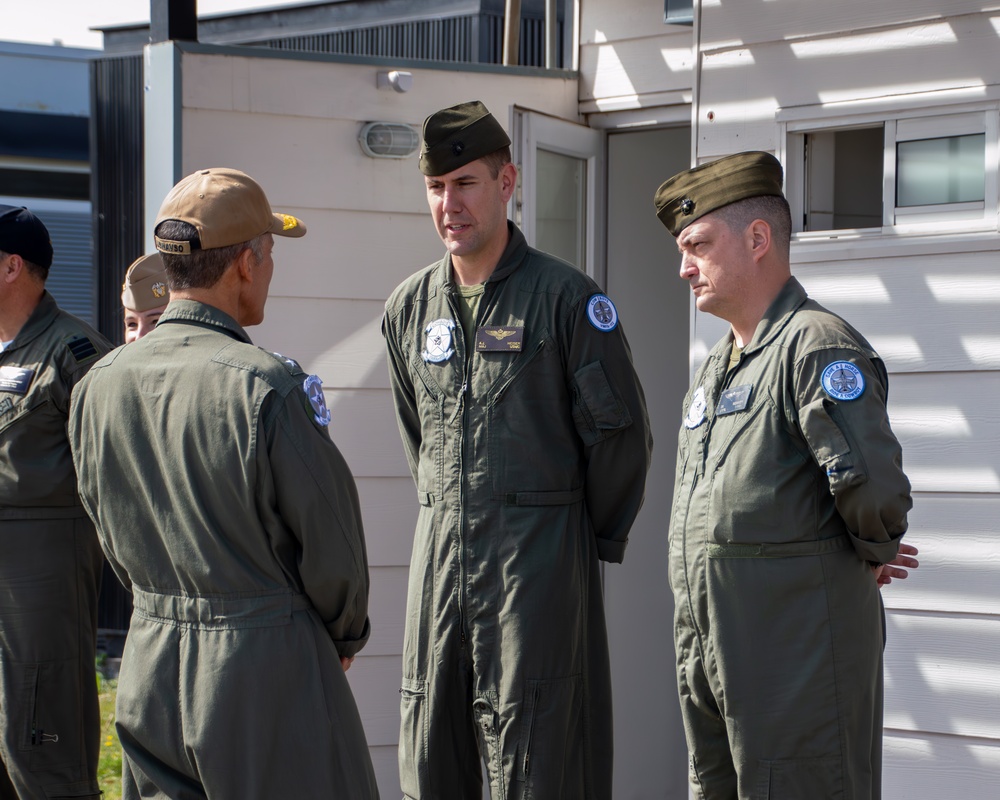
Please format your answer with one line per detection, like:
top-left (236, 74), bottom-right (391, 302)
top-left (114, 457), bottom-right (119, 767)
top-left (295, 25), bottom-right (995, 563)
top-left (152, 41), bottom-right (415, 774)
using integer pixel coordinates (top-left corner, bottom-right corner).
top-left (154, 237), bottom-right (192, 255)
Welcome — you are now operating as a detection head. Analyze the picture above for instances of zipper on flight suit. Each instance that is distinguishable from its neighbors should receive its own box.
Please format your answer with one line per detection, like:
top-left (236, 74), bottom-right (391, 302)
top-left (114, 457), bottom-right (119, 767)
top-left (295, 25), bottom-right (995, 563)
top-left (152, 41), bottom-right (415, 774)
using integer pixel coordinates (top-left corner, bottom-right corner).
top-left (453, 281), bottom-right (496, 648)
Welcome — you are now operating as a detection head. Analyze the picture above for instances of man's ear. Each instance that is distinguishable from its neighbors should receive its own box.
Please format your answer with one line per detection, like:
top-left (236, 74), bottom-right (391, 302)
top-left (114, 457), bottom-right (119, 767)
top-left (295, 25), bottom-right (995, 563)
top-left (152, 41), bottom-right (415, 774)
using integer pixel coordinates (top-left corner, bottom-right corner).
top-left (1, 253), bottom-right (24, 284)
top-left (499, 161), bottom-right (518, 204)
top-left (747, 219), bottom-right (772, 264)
top-left (234, 246), bottom-right (256, 283)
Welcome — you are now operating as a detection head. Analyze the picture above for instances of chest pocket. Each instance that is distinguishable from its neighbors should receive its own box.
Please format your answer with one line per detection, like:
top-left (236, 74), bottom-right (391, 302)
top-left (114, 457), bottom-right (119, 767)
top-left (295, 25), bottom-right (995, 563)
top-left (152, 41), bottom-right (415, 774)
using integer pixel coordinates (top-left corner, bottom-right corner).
top-left (403, 333), bottom-right (446, 400)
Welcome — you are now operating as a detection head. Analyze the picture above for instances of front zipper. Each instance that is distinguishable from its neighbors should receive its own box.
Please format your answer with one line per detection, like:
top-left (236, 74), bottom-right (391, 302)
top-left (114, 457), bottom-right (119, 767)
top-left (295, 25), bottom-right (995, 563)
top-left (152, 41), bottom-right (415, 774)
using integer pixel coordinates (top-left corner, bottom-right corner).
top-left (489, 337), bottom-right (547, 408)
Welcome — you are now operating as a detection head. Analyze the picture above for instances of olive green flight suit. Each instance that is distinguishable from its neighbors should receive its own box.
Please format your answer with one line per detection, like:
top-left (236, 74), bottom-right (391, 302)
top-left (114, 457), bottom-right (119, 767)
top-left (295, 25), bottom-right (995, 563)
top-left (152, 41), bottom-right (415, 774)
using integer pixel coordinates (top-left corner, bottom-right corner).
top-left (0, 291), bottom-right (110, 800)
top-left (669, 278), bottom-right (911, 800)
top-left (383, 223), bottom-right (653, 800)
top-left (68, 300), bottom-right (377, 800)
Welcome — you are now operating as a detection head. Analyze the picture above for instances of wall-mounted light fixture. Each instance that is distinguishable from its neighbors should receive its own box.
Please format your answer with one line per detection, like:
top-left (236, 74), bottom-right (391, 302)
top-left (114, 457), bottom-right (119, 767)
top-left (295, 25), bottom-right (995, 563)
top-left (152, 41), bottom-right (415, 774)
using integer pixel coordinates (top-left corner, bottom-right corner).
top-left (359, 122), bottom-right (420, 159)
top-left (377, 70), bottom-right (413, 93)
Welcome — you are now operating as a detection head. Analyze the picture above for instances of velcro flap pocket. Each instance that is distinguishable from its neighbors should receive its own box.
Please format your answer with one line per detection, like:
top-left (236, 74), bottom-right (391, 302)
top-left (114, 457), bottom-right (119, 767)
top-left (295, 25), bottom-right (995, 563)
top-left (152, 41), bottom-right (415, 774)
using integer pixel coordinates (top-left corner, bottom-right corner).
top-left (798, 397), bottom-right (868, 494)
top-left (571, 360), bottom-right (632, 446)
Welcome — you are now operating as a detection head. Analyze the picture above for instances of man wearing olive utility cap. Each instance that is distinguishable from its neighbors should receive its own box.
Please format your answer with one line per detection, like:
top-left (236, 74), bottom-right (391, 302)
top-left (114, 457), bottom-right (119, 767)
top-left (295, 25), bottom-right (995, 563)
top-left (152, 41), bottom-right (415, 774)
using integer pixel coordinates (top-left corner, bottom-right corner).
top-left (655, 151), bottom-right (913, 800)
top-left (384, 101), bottom-right (652, 800)
top-left (70, 168), bottom-right (378, 799)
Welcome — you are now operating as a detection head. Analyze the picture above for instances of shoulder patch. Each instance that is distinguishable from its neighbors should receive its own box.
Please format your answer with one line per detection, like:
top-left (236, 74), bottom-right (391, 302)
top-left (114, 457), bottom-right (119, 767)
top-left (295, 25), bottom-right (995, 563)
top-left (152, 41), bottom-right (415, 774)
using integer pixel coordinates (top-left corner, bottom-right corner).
top-left (302, 374), bottom-right (331, 426)
top-left (821, 361), bottom-right (865, 401)
top-left (586, 294), bottom-right (619, 332)
top-left (66, 335), bottom-right (99, 363)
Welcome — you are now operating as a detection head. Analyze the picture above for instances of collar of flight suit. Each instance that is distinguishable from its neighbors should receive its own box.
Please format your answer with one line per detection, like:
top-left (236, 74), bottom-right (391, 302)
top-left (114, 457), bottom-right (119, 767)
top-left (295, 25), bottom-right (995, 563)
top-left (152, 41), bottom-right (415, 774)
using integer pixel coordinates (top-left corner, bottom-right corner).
top-left (741, 276), bottom-right (810, 356)
top-left (155, 299), bottom-right (253, 344)
top-left (2, 291), bottom-right (59, 355)
top-left (438, 220), bottom-right (530, 290)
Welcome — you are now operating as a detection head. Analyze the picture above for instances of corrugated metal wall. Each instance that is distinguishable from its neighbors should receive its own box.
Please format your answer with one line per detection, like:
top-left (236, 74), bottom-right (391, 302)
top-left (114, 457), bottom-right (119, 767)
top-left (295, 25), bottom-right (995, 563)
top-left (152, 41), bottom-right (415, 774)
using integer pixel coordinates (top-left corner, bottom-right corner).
top-left (252, 12), bottom-right (563, 67)
top-left (90, 53), bottom-right (144, 637)
top-left (90, 54), bottom-right (144, 347)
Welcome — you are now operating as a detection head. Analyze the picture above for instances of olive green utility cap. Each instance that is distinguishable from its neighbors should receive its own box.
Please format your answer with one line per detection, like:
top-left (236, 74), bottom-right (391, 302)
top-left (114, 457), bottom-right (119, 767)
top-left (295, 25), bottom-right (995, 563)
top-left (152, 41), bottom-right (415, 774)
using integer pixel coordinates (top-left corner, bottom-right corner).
top-left (419, 101), bottom-right (511, 176)
top-left (653, 151), bottom-right (784, 236)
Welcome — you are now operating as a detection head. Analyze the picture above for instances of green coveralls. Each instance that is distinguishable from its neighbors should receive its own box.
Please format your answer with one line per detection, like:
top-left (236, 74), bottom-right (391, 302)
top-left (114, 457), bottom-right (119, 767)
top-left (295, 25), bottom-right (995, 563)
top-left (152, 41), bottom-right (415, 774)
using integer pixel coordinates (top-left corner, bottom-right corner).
top-left (68, 300), bottom-right (378, 800)
top-left (669, 278), bottom-right (912, 800)
top-left (383, 223), bottom-right (652, 800)
top-left (0, 291), bottom-right (109, 800)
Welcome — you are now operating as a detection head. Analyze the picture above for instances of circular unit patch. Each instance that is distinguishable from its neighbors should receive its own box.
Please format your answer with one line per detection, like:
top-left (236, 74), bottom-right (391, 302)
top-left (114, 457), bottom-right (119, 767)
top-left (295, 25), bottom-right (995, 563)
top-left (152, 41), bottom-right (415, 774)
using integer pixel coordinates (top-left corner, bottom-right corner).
top-left (586, 293), bottom-right (619, 332)
top-left (684, 385), bottom-right (707, 429)
top-left (303, 374), bottom-right (332, 426)
top-left (821, 361), bottom-right (865, 401)
top-left (422, 318), bottom-right (456, 363)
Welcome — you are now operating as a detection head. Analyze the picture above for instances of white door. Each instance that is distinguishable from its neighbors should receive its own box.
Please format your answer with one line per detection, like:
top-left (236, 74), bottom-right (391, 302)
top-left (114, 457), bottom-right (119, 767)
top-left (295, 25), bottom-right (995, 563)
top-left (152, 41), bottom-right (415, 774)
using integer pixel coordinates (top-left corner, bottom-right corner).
top-left (509, 107), bottom-right (605, 282)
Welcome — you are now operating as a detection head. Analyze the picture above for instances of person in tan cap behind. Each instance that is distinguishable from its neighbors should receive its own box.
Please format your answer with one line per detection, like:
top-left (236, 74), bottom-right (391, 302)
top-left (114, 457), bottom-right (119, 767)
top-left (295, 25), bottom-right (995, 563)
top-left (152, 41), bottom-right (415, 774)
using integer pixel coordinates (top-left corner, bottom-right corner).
top-left (121, 253), bottom-right (170, 342)
top-left (69, 168), bottom-right (378, 799)
top-left (654, 151), bottom-right (915, 800)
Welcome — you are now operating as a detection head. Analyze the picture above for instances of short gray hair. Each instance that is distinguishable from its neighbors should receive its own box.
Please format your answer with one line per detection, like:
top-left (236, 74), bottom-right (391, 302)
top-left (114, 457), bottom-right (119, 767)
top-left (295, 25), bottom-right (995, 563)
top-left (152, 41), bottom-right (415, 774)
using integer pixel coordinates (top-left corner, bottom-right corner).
top-left (154, 220), bottom-right (265, 290)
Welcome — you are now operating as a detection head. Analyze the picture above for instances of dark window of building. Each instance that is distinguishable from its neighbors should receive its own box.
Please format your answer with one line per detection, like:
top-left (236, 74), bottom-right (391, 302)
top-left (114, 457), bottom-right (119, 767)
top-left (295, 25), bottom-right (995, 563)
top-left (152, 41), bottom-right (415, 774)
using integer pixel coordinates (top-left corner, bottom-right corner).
top-left (665, 0), bottom-right (693, 25)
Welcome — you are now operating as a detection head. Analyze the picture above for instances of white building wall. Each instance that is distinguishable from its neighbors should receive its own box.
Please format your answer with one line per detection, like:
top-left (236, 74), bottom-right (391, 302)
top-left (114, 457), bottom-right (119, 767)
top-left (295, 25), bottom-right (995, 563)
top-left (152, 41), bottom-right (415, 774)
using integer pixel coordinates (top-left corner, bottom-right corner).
top-left (580, 0), bottom-right (1000, 796)
top-left (150, 44), bottom-right (580, 796)
top-left (691, 3), bottom-right (1000, 798)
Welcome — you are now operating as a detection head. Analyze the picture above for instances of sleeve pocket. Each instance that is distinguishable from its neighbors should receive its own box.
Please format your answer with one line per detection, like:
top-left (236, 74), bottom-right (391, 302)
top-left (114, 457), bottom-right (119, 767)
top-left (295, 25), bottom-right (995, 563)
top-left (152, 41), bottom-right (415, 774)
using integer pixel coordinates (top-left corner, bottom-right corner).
top-left (571, 360), bottom-right (632, 446)
top-left (798, 397), bottom-right (868, 494)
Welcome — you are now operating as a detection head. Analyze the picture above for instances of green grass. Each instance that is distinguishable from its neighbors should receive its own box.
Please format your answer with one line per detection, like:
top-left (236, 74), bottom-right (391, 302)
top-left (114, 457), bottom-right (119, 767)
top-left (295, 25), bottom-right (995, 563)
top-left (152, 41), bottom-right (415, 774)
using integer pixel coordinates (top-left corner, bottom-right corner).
top-left (97, 676), bottom-right (123, 800)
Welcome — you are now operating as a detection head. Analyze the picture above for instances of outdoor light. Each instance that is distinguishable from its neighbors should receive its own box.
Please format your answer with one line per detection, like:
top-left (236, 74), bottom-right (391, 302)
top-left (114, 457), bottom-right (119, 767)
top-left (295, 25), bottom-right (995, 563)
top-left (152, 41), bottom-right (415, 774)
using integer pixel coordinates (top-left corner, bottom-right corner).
top-left (377, 69), bottom-right (413, 93)
top-left (359, 122), bottom-right (420, 159)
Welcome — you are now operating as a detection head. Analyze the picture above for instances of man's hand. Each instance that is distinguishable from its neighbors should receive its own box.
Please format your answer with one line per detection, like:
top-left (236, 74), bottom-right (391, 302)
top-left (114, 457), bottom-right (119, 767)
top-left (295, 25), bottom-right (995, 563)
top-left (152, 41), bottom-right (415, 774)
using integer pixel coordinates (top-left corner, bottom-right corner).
top-left (341, 655), bottom-right (355, 672)
top-left (876, 542), bottom-right (919, 588)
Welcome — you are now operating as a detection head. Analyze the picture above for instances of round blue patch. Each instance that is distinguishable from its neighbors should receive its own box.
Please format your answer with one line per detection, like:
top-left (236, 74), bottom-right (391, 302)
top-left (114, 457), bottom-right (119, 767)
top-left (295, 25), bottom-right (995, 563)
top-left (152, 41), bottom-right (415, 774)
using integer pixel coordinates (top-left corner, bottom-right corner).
top-left (821, 361), bottom-right (865, 401)
top-left (303, 374), bottom-right (332, 426)
top-left (586, 294), bottom-right (618, 332)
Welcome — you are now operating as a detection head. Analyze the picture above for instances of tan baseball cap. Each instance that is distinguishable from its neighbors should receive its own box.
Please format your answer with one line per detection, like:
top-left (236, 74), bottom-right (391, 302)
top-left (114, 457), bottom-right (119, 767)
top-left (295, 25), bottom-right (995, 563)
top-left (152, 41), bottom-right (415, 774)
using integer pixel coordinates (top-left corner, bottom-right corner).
top-left (121, 253), bottom-right (170, 312)
top-left (154, 167), bottom-right (306, 254)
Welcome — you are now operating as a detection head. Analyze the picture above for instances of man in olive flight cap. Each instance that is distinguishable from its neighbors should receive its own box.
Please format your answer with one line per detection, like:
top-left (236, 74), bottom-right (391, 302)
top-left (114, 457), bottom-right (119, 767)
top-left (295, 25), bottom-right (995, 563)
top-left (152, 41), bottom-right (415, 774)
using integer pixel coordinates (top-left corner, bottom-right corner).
top-left (121, 252), bottom-right (170, 342)
top-left (654, 151), bottom-right (913, 799)
top-left (383, 100), bottom-right (653, 799)
top-left (70, 168), bottom-right (378, 799)
top-left (0, 204), bottom-right (111, 799)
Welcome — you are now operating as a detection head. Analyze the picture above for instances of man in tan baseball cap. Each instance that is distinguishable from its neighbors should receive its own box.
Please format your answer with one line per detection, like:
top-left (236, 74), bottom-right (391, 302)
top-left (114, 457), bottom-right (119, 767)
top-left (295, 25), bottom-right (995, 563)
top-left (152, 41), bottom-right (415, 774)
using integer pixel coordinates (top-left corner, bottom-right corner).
top-left (69, 168), bottom-right (377, 799)
top-left (121, 253), bottom-right (170, 343)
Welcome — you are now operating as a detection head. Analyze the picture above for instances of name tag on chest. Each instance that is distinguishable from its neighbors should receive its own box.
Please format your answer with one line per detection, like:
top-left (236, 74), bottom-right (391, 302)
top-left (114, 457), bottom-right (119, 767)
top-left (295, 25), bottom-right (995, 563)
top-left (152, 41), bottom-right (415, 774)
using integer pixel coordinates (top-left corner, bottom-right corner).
top-left (716, 384), bottom-right (753, 416)
top-left (476, 326), bottom-right (524, 352)
top-left (0, 366), bottom-right (35, 395)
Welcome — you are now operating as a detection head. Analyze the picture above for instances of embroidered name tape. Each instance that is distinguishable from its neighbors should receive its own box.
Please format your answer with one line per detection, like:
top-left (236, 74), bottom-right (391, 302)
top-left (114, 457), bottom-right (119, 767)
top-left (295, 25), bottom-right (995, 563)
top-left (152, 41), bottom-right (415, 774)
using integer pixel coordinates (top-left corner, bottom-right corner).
top-left (0, 366), bottom-right (35, 395)
top-left (476, 326), bottom-right (524, 352)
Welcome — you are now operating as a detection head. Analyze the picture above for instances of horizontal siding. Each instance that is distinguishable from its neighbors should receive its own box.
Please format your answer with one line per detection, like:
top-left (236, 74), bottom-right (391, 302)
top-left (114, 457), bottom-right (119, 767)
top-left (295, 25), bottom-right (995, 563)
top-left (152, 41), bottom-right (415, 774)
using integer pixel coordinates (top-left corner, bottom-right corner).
top-left (261, 209), bottom-right (442, 301)
top-left (701, 0), bottom-right (996, 50)
top-left (697, 11), bottom-right (1000, 157)
top-left (579, 31), bottom-right (693, 105)
top-left (795, 248), bottom-right (1000, 375)
top-left (345, 654), bottom-right (403, 747)
top-left (253, 297), bottom-right (389, 390)
top-left (888, 372), bottom-right (1000, 494)
top-left (325, 388), bottom-right (410, 479)
top-left (181, 52), bottom-right (581, 123)
top-left (365, 565), bottom-right (407, 657)
top-left (183, 110), bottom-right (431, 215)
top-left (884, 730), bottom-right (1000, 800)
top-left (885, 613), bottom-right (1000, 739)
top-left (356, 476), bottom-right (417, 567)
top-left (368, 744), bottom-right (400, 798)
top-left (883, 494), bottom-right (1000, 617)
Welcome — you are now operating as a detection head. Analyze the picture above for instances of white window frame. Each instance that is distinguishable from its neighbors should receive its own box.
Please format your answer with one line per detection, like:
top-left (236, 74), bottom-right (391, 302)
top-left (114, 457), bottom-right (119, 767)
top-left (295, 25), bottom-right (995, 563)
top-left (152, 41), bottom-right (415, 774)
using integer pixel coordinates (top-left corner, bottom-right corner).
top-left (778, 97), bottom-right (999, 242)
